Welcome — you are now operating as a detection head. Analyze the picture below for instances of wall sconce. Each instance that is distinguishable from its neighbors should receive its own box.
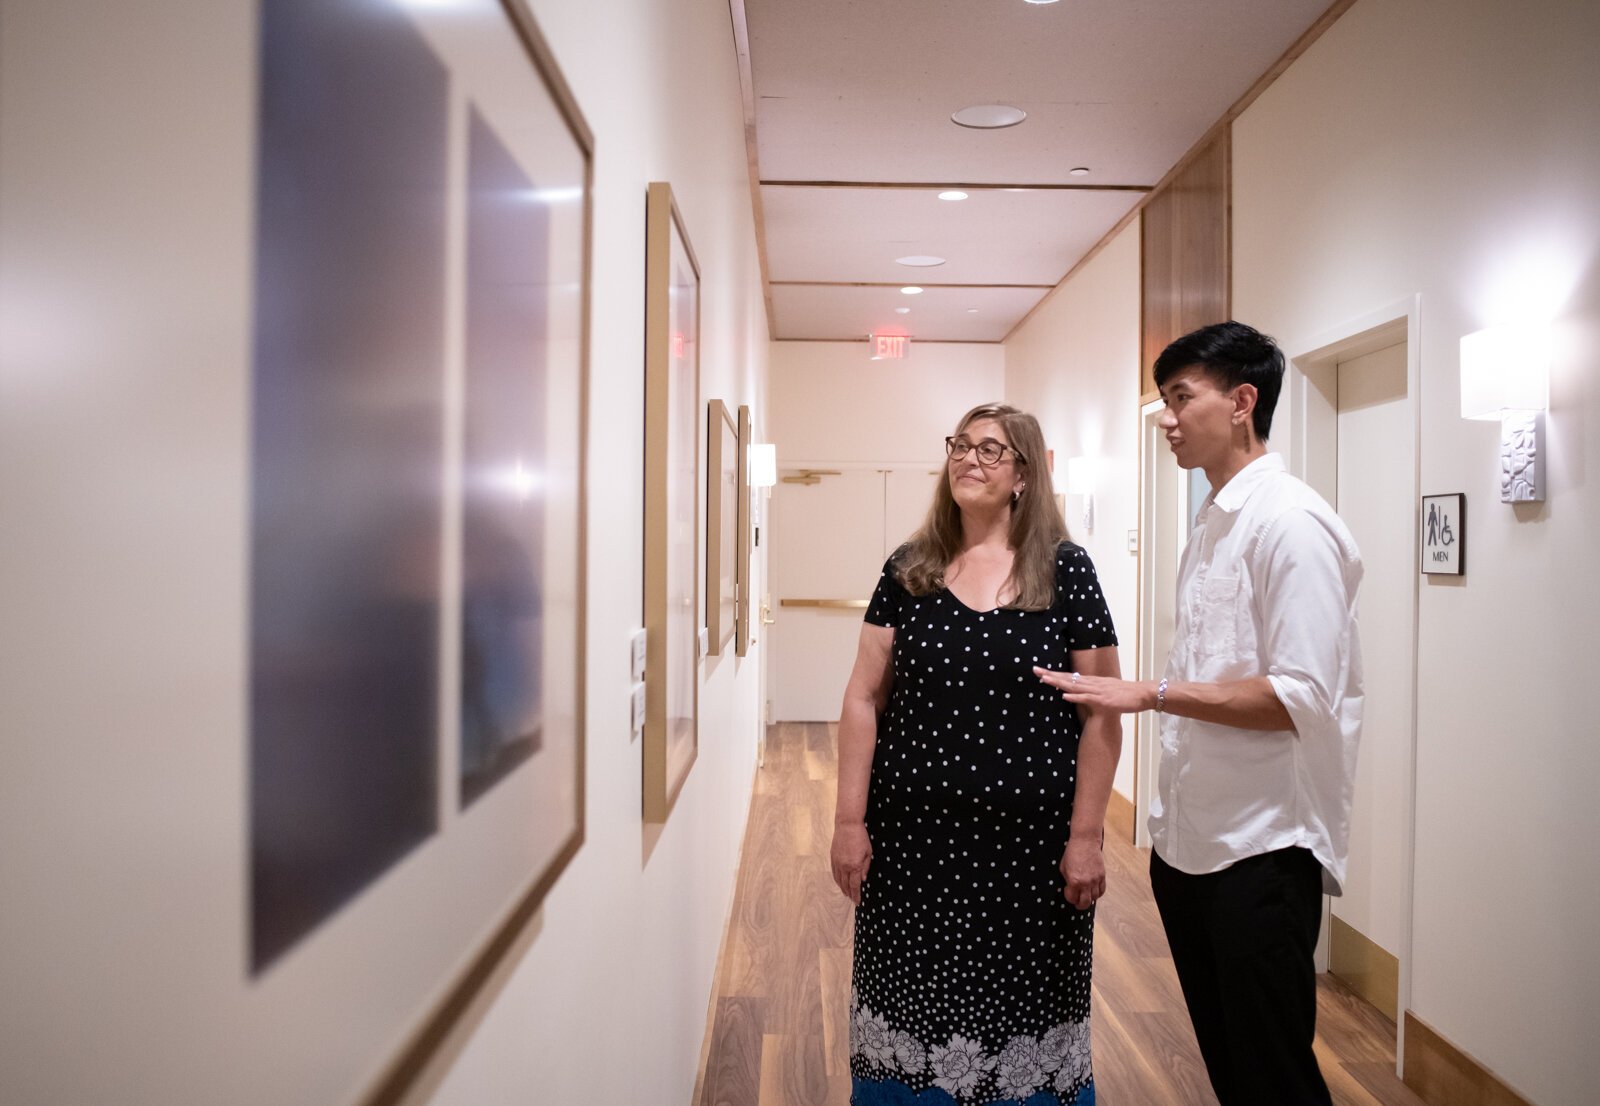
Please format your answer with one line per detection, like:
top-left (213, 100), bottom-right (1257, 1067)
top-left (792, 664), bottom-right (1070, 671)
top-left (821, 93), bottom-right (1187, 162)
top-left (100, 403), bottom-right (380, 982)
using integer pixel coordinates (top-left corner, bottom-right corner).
top-left (1460, 324), bottom-right (1549, 502)
top-left (748, 443), bottom-right (777, 489)
top-left (1066, 456), bottom-right (1095, 533)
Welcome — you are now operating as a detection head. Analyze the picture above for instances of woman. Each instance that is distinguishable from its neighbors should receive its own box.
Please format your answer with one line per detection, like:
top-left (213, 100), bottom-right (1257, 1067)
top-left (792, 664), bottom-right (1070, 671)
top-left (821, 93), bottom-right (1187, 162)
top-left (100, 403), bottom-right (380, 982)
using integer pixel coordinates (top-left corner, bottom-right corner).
top-left (831, 403), bottom-right (1122, 1106)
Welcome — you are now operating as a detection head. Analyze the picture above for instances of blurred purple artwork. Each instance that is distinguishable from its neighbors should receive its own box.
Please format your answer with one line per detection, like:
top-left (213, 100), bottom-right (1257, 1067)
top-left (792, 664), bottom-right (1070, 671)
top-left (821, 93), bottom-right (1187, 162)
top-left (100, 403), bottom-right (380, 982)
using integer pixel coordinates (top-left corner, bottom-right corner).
top-left (248, 0), bottom-right (448, 972)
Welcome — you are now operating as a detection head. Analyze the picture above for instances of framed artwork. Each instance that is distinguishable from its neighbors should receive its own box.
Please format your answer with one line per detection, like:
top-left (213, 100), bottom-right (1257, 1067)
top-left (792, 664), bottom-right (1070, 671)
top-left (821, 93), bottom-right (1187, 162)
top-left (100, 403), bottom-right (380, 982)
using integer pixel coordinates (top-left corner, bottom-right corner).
top-left (735, 404), bottom-right (754, 657)
top-left (706, 400), bottom-right (739, 655)
top-left (644, 181), bottom-right (700, 822)
top-left (246, 0), bottom-right (589, 1101)
top-left (1421, 493), bottom-right (1465, 575)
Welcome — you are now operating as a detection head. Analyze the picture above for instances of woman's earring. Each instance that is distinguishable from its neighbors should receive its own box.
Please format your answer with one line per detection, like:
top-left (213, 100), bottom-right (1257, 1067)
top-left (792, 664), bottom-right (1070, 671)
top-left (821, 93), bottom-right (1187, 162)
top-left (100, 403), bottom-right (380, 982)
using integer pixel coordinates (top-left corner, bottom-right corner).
top-left (1012, 486), bottom-right (1023, 504)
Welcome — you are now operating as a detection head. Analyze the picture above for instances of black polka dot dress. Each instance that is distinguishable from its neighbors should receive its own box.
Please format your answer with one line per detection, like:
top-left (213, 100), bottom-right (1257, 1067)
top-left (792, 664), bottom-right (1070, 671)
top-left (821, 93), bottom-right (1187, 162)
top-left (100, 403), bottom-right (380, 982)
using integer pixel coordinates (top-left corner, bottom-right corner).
top-left (848, 543), bottom-right (1117, 1106)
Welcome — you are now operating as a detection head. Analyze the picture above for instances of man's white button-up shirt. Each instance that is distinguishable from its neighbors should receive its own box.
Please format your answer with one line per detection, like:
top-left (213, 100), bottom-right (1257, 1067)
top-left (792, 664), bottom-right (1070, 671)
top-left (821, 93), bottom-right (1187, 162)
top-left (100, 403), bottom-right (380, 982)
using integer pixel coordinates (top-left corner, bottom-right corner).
top-left (1148, 453), bottom-right (1364, 894)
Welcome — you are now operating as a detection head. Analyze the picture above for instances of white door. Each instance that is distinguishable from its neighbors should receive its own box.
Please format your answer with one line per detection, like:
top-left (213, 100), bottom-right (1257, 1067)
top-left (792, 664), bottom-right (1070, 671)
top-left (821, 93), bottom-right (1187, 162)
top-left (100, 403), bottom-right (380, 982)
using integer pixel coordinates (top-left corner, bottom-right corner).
top-left (1329, 340), bottom-right (1413, 1018)
top-left (769, 469), bottom-right (887, 721)
top-left (1134, 399), bottom-right (1198, 847)
top-left (884, 468), bottom-right (941, 557)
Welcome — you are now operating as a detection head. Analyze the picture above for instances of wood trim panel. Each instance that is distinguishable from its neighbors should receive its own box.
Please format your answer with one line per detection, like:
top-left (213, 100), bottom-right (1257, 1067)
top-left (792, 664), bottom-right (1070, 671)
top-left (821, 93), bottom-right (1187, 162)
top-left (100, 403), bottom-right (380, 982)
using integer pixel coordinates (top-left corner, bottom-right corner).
top-left (1329, 915), bottom-right (1399, 1022)
top-left (1403, 1012), bottom-right (1536, 1106)
top-left (1139, 128), bottom-right (1231, 395)
top-left (1105, 787), bottom-right (1136, 845)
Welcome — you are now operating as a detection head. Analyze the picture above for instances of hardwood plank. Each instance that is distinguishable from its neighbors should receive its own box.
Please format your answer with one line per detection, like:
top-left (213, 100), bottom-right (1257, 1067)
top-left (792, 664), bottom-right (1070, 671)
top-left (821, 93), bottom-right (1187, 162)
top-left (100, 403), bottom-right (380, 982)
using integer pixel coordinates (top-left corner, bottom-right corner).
top-left (818, 947), bottom-right (852, 1077)
top-left (1090, 993), bottom-right (1215, 1105)
top-left (1122, 1009), bottom-right (1220, 1105)
top-left (1092, 921), bottom-right (1178, 1016)
top-left (1316, 1036), bottom-right (1385, 1106)
top-left (1316, 974), bottom-right (1395, 1065)
top-left (790, 802), bottom-right (815, 857)
top-left (758, 1034), bottom-right (832, 1106)
top-left (1345, 1061), bottom-right (1430, 1106)
top-left (700, 997), bottom-right (766, 1106)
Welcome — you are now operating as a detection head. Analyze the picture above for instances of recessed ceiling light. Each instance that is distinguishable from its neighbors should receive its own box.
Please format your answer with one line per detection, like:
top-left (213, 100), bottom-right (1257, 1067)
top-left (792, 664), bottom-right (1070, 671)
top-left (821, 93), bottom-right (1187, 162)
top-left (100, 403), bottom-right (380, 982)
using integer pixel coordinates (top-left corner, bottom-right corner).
top-left (895, 307), bottom-right (912, 314)
top-left (896, 255), bottom-right (946, 267)
top-left (937, 190), bottom-right (969, 201)
top-left (967, 308), bottom-right (980, 313)
top-left (1069, 166), bottom-right (1091, 176)
top-left (900, 286), bottom-right (924, 295)
top-left (1023, 0), bottom-right (1061, 5)
top-left (951, 104), bottom-right (1027, 130)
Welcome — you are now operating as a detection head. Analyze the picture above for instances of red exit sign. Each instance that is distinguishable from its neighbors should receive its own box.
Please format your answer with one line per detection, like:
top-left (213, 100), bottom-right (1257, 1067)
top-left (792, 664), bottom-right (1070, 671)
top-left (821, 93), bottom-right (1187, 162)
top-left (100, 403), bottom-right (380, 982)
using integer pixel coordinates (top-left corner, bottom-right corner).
top-left (870, 333), bottom-right (910, 360)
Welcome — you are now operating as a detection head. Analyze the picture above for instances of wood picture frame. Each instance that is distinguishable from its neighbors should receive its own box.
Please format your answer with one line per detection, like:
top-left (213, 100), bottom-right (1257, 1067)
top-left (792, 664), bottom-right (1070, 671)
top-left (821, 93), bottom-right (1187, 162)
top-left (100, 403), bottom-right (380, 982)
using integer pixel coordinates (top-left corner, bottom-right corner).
top-left (706, 400), bottom-right (739, 655)
top-left (1421, 493), bottom-right (1465, 576)
top-left (735, 404), bottom-right (753, 657)
top-left (643, 181), bottom-right (700, 822)
top-left (245, 1), bottom-right (591, 1102)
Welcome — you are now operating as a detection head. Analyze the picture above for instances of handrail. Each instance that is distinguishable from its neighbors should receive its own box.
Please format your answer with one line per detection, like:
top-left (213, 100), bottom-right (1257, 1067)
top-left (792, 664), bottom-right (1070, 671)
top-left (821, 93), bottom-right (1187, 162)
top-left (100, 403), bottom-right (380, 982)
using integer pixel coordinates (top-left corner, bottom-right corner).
top-left (778, 598), bottom-right (869, 609)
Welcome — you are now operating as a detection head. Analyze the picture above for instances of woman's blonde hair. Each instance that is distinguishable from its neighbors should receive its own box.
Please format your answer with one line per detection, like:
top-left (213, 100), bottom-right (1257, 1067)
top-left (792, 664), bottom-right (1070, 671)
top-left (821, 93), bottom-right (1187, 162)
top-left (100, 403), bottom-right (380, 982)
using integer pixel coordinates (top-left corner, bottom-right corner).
top-left (895, 403), bottom-right (1069, 610)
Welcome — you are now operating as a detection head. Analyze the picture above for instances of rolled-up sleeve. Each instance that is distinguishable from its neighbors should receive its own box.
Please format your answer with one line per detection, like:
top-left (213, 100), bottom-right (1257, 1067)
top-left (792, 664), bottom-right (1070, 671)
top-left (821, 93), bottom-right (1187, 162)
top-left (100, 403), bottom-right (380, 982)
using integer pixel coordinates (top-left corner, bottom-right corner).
top-left (1256, 509), bottom-right (1360, 738)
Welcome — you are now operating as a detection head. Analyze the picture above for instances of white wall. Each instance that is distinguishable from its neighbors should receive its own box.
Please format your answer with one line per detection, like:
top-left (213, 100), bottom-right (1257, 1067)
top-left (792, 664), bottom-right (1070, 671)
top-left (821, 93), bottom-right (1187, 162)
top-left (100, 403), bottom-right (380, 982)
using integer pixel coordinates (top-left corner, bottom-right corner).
top-left (1232, 1), bottom-right (1600, 1102)
top-left (769, 340), bottom-right (1005, 463)
top-left (0, 1), bottom-right (768, 1104)
top-left (1003, 227), bottom-right (1144, 802)
top-left (425, 1), bottom-right (768, 1102)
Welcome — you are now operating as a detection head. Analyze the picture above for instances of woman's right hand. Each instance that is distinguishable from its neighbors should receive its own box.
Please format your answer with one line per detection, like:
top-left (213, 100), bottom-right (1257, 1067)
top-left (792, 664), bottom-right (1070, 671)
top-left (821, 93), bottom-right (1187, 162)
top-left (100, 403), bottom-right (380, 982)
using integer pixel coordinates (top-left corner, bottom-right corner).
top-left (830, 820), bottom-right (873, 906)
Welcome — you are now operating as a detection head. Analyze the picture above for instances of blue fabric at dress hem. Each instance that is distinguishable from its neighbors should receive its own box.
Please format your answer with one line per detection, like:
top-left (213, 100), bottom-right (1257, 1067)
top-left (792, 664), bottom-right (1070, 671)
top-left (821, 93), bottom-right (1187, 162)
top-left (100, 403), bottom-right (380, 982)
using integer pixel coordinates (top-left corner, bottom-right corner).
top-left (851, 1077), bottom-right (1094, 1106)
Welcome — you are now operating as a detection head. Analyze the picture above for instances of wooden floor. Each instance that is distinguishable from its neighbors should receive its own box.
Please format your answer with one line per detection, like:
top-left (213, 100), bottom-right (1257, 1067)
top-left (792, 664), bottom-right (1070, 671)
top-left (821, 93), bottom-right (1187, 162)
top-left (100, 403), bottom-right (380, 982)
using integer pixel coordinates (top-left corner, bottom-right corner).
top-left (695, 723), bottom-right (1429, 1106)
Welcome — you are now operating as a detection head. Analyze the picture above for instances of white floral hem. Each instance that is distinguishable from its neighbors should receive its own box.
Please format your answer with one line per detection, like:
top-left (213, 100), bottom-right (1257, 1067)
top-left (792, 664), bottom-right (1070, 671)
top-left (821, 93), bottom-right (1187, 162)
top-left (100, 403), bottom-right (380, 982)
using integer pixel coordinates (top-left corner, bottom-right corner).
top-left (849, 999), bottom-right (1091, 1102)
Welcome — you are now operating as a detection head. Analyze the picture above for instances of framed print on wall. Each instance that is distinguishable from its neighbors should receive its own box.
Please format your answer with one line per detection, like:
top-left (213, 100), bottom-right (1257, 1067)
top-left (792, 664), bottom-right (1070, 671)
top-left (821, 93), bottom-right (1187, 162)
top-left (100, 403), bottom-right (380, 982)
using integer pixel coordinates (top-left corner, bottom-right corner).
top-left (1421, 493), bottom-right (1465, 575)
top-left (643, 181), bottom-right (700, 822)
top-left (706, 399), bottom-right (738, 656)
top-left (245, 0), bottom-right (590, 1102)
top-left (735, 404), bottom-right (753, 657)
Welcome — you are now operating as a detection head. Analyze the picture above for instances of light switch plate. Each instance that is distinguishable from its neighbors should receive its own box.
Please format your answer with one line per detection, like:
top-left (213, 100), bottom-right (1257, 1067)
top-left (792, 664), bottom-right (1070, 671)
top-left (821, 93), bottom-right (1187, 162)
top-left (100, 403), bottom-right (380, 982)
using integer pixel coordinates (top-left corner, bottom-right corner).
top-left (630, 681), bottom-right (646, 739)
top-left (629, 628), bottom-right (647, 681)
top-left (1126, 529), bottom-right (1139, 553)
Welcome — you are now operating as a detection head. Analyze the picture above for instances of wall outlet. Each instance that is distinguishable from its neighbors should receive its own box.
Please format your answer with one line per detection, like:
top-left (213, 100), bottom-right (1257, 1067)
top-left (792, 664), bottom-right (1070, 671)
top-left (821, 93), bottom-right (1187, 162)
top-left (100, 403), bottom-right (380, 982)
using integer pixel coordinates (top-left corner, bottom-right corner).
top-left (629, 628), bottom-right (647, 681)
top-left (630, 681), bottom-right (646, 739)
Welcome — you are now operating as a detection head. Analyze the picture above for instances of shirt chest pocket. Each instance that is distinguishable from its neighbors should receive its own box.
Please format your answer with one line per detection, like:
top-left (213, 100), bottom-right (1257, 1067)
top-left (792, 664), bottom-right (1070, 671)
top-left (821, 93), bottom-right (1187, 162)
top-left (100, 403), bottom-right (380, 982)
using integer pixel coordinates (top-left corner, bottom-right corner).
top-left (1193, 570), bottom-right (1244, 655)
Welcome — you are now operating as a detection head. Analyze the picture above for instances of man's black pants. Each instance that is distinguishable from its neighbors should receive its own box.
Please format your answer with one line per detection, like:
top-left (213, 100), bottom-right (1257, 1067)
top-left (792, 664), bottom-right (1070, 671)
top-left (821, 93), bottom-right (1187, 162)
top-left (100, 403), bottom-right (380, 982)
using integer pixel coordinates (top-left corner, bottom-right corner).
top-left (1149, 846), bottom-right (1333, 1106)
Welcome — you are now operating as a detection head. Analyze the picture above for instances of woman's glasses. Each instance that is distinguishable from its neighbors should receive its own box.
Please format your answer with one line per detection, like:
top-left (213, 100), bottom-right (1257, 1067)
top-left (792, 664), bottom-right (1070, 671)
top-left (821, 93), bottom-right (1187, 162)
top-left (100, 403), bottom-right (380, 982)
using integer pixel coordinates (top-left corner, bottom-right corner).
top-left (945, 436), bottom-right (1024, 467)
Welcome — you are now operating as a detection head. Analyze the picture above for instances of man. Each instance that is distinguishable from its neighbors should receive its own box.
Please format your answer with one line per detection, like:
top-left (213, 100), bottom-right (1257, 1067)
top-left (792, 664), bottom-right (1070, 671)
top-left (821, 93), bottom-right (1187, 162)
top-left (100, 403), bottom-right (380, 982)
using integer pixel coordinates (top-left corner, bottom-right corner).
top-left (1036, 321), bottom-right (1362, 1105)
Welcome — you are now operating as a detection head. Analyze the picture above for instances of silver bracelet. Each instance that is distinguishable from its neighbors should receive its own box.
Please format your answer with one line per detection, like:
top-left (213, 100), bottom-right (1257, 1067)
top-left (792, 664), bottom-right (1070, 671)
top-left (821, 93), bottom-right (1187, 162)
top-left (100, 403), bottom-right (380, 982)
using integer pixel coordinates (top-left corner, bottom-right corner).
top-left (1156, 678), bottom-right (1168, 713)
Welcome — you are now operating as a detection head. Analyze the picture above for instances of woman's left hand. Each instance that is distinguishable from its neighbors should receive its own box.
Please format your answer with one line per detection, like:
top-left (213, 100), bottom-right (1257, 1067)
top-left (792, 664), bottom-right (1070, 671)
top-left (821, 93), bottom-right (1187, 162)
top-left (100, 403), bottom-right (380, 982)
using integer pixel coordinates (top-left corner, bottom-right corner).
top-left (1060, 836), bottom-right (1106, 911)
top-left (1033, 666), bottom-right (1152, 715)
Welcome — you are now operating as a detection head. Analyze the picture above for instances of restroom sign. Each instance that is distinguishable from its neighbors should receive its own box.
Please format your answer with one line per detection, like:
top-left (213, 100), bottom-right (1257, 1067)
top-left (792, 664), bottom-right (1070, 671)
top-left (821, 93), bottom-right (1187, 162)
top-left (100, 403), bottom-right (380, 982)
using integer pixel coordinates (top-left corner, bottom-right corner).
top-left (869, 333), bottom-right (909, 360)
top-left (1420, 493), bottom-right (1465, 576)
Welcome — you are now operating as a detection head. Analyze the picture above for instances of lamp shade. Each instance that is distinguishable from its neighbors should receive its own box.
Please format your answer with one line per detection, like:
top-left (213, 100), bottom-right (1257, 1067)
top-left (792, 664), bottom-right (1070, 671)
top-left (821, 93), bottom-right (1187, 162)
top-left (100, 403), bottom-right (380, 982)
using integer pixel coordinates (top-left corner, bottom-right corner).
top-left (748, 443), bottom-right (777, 488)
top-left (1460, 325), bottom-right (1549, 419)
top-left (1065, 456), bottom-right (1094, 496)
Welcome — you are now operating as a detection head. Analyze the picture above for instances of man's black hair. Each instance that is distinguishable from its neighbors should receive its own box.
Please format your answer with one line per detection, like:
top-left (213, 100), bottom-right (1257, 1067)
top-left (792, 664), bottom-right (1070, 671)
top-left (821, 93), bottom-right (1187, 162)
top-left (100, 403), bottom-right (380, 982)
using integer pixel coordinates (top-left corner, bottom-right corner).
top-left (1153, 320), bottom-right (1285, 442)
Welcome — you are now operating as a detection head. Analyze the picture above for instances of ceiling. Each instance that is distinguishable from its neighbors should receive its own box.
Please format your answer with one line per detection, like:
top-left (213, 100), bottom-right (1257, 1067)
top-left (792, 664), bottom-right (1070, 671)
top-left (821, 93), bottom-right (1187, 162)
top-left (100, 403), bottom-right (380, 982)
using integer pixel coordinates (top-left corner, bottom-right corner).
top-left (738, 0), bottom-right (1337, 343)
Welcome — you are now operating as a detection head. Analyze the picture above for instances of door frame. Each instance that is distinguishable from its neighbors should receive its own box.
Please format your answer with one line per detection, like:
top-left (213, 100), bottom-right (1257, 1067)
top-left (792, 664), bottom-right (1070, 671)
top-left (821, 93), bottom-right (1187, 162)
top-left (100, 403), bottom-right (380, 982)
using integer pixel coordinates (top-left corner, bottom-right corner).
top-left (1284, 294), bottom-right (1422, 1070)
